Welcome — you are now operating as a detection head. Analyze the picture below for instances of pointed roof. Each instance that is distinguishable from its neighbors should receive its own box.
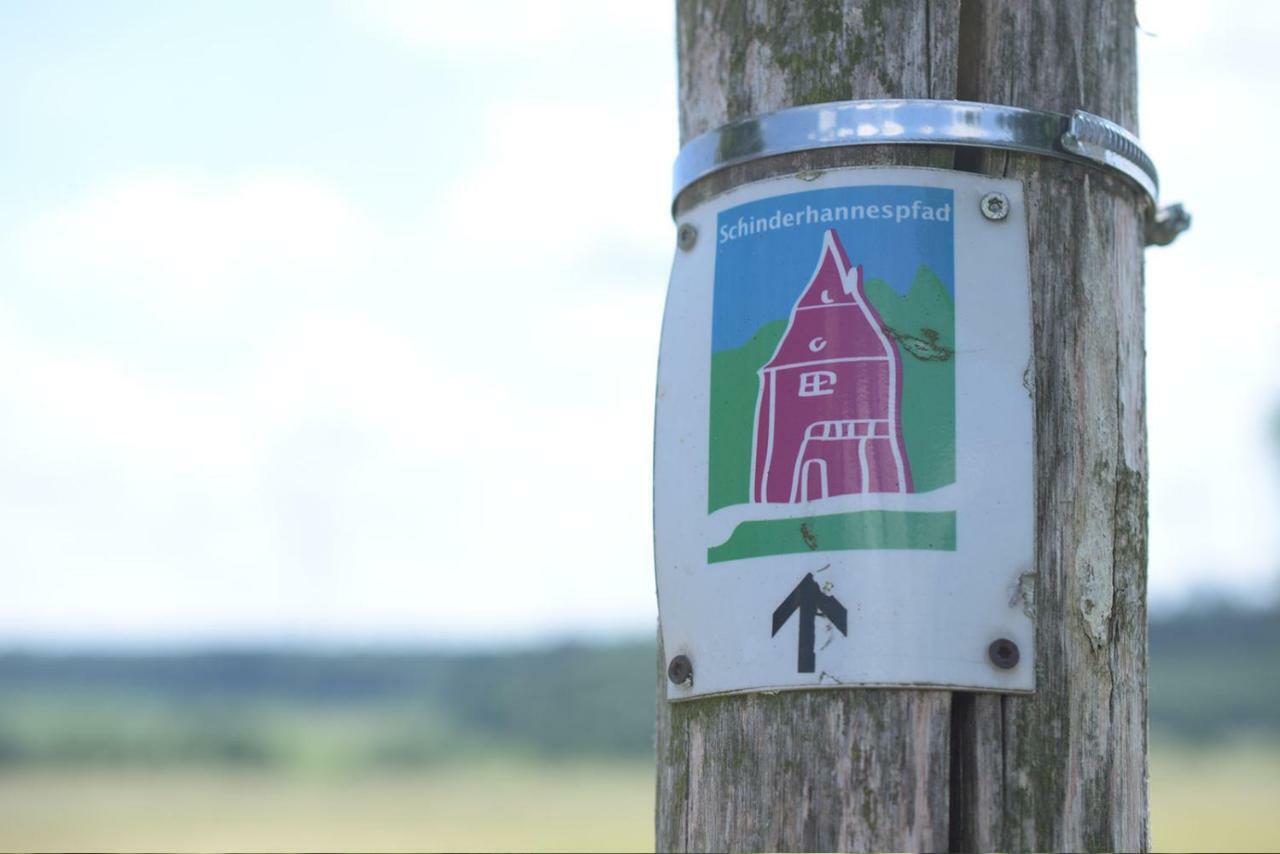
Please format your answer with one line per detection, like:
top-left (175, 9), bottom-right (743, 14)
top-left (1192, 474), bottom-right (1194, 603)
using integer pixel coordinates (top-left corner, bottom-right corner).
top-left (793, 229), bottom-right (859, 309)
top-left (762, 229), bottom-right (895, 370)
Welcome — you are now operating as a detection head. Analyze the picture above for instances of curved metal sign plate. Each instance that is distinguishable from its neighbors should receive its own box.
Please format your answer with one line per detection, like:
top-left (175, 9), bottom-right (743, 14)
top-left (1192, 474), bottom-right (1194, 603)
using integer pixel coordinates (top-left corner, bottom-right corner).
top-left (655, 166), bottom-right (1035, 700)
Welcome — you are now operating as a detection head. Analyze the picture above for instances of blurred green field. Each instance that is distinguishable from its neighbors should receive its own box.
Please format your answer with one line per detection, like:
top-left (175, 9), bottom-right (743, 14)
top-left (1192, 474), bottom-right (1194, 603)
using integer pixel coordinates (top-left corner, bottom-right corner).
top-left (0, 604), bottom-right (1275, 851)
top-left (1150, 741), bottom-right (1280, 852)
top-left (0, 741), bottom-right (1277, 852)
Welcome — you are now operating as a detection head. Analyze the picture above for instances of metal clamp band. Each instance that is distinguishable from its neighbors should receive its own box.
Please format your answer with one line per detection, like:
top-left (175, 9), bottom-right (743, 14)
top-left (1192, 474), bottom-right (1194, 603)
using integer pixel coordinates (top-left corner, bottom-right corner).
top-left (673, 99), bottom-right (1160, 208)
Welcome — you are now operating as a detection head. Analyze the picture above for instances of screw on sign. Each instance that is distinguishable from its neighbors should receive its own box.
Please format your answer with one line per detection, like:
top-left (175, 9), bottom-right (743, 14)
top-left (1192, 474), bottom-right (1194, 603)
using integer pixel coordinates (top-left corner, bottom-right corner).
top-left (980, 191), bottom-right (1010, 221)
top-left (988, 637), bottom-right (1020, 669)
top-left (666, 654), bottom-right (693, 686)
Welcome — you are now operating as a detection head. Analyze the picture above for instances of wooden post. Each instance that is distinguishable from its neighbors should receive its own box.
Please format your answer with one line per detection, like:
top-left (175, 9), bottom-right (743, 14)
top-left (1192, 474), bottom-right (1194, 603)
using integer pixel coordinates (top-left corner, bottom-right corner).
top-left (656, 2), bottom-right (1148, 852)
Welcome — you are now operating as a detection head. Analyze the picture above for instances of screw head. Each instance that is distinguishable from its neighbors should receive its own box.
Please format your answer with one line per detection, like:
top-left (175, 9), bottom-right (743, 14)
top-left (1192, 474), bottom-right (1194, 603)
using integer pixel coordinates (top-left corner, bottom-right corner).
top-left (980, 191), bottom-right (1010, 222)
top-left (988, 638), bottom-right (1020, 669)
top-left (667, 654), bottom-right (693, 685)
top-left (677, 223), bottom-right (698, 251)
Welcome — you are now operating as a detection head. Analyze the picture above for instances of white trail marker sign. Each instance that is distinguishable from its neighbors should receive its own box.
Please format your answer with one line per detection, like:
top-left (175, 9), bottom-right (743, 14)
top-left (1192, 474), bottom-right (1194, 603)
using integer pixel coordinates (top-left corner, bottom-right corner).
top-left (655, 167), bottom-right (1034, 699)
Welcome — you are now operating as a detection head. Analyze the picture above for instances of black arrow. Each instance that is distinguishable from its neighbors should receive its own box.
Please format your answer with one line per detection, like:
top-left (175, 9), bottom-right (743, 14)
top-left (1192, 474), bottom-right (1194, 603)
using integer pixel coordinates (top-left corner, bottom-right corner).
top-left (771, 572), bottom-right (848, 673)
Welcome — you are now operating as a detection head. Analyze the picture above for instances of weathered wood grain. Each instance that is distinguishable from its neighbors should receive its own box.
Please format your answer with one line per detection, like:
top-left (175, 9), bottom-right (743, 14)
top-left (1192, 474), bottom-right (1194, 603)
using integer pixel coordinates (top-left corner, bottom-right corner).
top-left (951, 2), bottom-right (1149, 852)
top-left (659, 1), bottom-right (1148, 851)
top-left (657, 635), bottom-right (953, 853)
top-left (675, 0), bottom-right (960, 145)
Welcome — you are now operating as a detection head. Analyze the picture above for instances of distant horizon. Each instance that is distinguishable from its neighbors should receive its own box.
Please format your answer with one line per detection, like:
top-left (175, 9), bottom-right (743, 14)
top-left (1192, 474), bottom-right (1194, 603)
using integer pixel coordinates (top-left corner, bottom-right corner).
top-left (0, 620), bottom-right (658, 655)
top-left (1, 577), bottom-right (1275, 655)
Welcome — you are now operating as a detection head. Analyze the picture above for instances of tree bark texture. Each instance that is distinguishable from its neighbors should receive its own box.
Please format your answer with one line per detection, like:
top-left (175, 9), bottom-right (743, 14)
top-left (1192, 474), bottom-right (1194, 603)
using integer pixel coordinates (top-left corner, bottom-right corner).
top-left (657, 2), bottom-right (1148, 852)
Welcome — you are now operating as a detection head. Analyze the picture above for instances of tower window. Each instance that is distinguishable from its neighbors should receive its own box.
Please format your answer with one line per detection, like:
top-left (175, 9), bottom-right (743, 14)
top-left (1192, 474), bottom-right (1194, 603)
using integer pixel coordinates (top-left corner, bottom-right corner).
top-left (798, 370), bottom-right (837, 397)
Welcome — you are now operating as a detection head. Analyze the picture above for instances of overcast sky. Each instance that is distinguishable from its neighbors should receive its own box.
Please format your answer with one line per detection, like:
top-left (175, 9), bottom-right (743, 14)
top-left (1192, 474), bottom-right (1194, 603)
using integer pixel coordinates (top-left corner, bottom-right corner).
top-left (0, 1), bottom-right (1276, 648)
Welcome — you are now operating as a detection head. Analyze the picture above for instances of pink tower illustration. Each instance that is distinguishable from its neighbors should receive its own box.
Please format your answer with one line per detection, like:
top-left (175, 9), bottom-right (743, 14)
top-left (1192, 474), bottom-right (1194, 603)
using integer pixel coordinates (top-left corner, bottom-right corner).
top-left (751, 228), bottom-right (913, 503)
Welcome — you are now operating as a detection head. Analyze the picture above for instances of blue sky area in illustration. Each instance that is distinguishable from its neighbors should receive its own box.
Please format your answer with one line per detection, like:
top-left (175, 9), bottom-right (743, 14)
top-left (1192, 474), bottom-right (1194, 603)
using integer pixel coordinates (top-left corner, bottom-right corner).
top-left (712, 186), bottom-right (954, 353)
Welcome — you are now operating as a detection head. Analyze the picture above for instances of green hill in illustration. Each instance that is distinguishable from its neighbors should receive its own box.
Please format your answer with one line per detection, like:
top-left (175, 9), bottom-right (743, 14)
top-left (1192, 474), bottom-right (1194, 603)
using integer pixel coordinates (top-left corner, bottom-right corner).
top-left (708, 319), bottom-right (785, 512)
top-left (708, 265), bottom-right (955, 512)
top-left (863, 265), bottom-right (955, 493)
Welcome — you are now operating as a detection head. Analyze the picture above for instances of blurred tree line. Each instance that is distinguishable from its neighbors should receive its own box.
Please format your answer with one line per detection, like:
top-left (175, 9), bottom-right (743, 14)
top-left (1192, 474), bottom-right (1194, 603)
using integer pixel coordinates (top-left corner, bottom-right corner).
top-left (0, 603), bottom-right (1277, 770)
top-left (0, 643), bottom-right (655, 768)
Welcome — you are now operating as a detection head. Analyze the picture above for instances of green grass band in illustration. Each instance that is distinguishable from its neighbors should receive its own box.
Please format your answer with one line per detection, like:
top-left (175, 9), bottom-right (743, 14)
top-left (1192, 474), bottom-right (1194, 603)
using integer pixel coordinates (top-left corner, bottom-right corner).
top-left (707, 510), bottom-right (956, 564)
